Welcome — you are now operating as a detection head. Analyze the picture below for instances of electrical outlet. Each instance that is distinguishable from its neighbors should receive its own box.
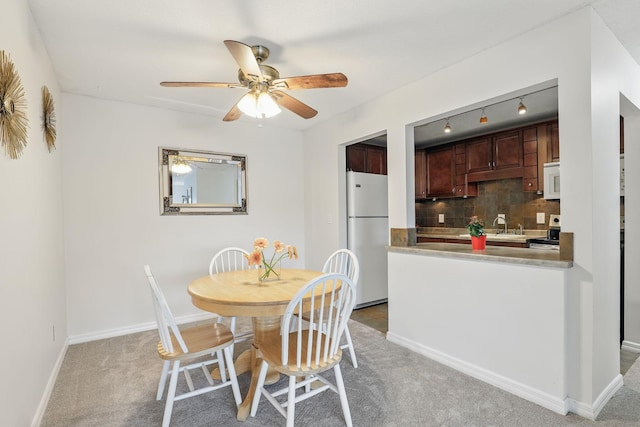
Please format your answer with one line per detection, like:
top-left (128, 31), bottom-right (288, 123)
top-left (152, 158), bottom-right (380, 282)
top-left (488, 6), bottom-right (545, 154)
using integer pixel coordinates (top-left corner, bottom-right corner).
top-left (537, 212), bottom-right (545, 224)
top-left (438, 214), bottom-right (445, 223)
top-left (327, 214), bottom-right (333, 224)
top-left (497, 214), bottom-right (505, 225)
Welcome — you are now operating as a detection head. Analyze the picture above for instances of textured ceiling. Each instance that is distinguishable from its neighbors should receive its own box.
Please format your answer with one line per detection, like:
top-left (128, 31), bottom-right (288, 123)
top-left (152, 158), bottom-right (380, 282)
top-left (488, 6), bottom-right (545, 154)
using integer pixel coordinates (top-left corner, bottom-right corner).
top-left (27, 0), bottom-right (639, 136)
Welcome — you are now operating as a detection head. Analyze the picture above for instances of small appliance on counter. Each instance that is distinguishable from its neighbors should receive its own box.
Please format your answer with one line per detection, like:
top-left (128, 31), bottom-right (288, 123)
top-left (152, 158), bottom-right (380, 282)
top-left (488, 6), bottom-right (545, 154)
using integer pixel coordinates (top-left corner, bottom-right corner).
top-left (527, 214), bottom-right (561, 250)
top-left (548, 214), bottom-right (561, 240)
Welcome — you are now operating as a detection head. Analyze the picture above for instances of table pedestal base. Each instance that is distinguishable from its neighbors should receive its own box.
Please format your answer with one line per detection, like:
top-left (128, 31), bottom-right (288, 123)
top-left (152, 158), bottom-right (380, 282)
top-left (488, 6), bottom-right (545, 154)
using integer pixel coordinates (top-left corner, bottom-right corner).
top-left (235, 316), bottom-right (282, 421)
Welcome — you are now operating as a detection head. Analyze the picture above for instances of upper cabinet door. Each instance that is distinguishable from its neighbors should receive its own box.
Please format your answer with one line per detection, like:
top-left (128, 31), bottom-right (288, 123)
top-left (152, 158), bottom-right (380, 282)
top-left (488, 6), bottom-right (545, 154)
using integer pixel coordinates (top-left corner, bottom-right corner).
top-left (426, 146), bottom-right (455, 197)
top-left (466, 137), bottom-right (493, 174)
top-left (367, 146), bottom-right (387, 175)
top-left (346, 145), bottom-right (367, 172)
top-left (493, 131), bottom-right (522, 170)
top-left (415, 149), bottom-right (427, 199)
top-left (549, 122), bottom-right (560, 162)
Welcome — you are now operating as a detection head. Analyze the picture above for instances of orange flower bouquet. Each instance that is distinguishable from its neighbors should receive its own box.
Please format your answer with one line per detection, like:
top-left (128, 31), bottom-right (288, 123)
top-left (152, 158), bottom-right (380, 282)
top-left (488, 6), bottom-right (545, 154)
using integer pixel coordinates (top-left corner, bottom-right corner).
top-left (246, 237), bottom-right (298, 281)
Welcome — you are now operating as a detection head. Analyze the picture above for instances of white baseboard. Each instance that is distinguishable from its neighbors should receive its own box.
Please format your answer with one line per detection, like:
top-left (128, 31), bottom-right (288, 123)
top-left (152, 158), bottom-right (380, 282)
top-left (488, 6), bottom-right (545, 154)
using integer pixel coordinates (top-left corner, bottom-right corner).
top-left (33, 312), bottom-right (219, 425)
top-left (566, 374), bottom-right (623, 420)
top-left (621, 340), bottom-right (640, 353)
top-left (67, 312), bottom-right (218, 345)
top-left (31, 338), bottom-right (69, 427)
top-left (387, 331), bottom-right (570, 415)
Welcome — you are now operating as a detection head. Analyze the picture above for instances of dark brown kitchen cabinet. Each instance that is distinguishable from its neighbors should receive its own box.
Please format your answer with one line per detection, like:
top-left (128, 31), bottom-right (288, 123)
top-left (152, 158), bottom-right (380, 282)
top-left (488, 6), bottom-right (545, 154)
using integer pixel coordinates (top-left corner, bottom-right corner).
top-left (454, 142), bottom-right (477, 197)
top-left (367, 146), bottom-right (387, 175)
top-left (549, 122), bottom-right (560, 162)
top-left (466, 130), bottom-right (523, 182)
top-left (346, 144), bottom-right (366, 172)
top-left (346, 143), bottom-right (387, 175)
top-left (620, 115), bottom-right (624, 154)
top-left (426, 146), bottom-right (455, 197)
top-left (415, 149), bottom-right (427, 199)
top-left (522, 126), bottom-right (539, 192)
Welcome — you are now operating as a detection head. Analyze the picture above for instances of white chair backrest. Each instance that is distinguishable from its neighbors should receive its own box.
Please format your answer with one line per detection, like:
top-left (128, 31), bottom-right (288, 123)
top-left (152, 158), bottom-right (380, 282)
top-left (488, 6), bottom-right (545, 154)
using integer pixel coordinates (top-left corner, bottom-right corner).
top-left (209, 247), bottom-right (251, 275)
top-left (283, 273), bottom-right (356, 368)
top-left (322, 249), bottom-right (359, 285)
top-left (144, 265), bottom-right (188, 354)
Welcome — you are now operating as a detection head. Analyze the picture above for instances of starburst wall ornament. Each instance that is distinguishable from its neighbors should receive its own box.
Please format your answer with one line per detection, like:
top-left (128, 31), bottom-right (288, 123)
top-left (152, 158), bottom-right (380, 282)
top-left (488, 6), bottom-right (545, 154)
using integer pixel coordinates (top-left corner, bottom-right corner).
top-left (0, 50), bottom-right (28, 159)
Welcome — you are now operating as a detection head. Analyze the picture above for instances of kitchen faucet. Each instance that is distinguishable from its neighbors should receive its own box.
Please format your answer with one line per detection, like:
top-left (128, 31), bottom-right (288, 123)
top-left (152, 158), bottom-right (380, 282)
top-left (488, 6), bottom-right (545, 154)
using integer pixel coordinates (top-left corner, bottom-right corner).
top-left (492, 216), bottom-right (508, 234)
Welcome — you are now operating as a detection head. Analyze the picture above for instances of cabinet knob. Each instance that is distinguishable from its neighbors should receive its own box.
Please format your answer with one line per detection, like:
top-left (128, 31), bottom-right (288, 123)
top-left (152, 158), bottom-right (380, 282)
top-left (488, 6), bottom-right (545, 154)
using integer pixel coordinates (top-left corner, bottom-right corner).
top-left (528, 182), bottom-right (533, 187)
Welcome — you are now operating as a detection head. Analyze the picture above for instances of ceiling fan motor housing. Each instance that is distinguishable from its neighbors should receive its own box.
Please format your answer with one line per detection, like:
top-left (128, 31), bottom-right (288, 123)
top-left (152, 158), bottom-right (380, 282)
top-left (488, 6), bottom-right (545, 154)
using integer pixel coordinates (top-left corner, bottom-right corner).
top-left (251, 45), bottom-right (270, 63)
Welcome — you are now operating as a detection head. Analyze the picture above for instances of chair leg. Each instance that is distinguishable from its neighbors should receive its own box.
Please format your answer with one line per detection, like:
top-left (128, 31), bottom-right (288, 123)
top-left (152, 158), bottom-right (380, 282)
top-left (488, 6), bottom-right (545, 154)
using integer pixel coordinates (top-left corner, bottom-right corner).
top-left (343, 325), bottom-right (358, 368)
top-left (156, 360), bottom-right (171, 400)
top-left (286, 375), bottom-right (296, 427)
top-left (333, 364), bottom-right (353, 427)
top-left (217, 350), bottom-right (227, 382)
top-left (250, 360), bottom-right (269, 417)
top-left (163, 360), bottom-right (181, 427)
top-left (223, 346), bottom-right (242, 407)
top-left (229, 317), bottom-right (237, 356)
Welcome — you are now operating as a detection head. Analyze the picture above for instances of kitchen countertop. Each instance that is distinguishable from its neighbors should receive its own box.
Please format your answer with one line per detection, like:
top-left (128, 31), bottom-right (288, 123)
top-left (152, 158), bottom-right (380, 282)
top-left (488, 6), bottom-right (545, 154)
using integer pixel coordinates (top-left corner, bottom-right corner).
top-left (389, 242), bottom-right (572, 268)
top-left (416, 227), bottom-right (547, 243)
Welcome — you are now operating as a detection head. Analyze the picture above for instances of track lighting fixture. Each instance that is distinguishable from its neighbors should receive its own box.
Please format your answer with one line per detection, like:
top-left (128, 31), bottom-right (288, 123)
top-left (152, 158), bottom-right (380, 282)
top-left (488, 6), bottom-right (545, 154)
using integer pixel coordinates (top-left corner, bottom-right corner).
top-left (443, 119), bottom-right (452, 133)
top-left (479, 108), bottom-right (488, 124)
top-left (517, 97), bottom-right (527, 115)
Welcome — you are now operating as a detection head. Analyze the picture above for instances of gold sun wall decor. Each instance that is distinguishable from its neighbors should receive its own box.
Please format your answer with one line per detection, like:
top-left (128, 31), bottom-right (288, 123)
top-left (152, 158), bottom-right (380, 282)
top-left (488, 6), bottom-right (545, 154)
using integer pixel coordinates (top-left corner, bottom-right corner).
top-left (0, 50), bottom-right (28, 159)
top-left (41, 86), bottom-right (56, 152)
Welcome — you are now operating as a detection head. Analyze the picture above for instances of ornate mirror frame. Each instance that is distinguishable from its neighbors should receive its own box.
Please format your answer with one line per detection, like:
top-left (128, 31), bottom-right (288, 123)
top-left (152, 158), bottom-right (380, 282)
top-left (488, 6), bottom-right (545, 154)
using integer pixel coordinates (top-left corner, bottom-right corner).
top-left (159, 147), bottom-right (247, 215)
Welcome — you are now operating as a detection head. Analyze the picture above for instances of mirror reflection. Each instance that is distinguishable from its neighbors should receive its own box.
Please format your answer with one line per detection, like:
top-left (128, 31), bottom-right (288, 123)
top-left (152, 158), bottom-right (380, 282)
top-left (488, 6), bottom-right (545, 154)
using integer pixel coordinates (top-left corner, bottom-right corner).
top-left (159, 147), bottom-right (247, 215)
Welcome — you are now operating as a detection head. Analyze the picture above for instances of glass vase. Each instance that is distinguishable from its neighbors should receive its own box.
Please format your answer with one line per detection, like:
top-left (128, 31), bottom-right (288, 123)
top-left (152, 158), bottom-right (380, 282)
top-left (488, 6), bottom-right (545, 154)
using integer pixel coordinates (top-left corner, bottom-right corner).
top-left (258, 262), bottom-right (281, 282)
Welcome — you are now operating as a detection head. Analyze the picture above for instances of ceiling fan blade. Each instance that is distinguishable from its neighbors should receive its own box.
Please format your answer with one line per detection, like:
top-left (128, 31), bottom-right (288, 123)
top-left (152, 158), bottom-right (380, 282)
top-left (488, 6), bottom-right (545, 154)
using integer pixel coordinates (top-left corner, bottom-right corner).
top-left (224, 40), bottom-right (263, 80)
top-left (272, 73), bottom-right (348, 90)
top-left (160, 81), bottom-right (242, 88)
top-left (222, 102), bottom-right (243, 122)
top-left (272, 90), bottom-right (318, 119)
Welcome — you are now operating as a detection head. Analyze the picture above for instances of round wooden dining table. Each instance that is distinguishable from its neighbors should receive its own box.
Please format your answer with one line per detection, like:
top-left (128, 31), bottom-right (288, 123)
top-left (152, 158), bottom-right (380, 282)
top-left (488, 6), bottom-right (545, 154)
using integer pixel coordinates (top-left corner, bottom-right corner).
top-left (188, 268), bottom-right (323, 421)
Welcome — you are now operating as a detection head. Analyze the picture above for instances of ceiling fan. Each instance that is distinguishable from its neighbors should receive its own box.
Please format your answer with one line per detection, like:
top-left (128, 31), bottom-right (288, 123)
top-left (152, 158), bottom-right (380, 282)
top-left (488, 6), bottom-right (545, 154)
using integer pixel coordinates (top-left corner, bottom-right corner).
top-left (160, 40), bottom-right (348, 121)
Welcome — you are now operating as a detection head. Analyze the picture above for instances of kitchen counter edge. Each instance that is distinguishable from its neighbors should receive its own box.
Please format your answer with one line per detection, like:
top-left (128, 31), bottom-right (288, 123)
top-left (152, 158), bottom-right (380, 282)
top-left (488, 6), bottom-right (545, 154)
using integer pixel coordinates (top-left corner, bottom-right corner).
top-left (388, 243), bottom-right (573, 268)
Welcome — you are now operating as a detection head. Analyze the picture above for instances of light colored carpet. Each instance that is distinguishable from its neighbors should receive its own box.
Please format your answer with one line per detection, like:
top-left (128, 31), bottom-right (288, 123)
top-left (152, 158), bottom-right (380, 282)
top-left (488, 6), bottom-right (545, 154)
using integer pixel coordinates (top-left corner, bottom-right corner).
top-left (41, 319), bottom-right (640, 426)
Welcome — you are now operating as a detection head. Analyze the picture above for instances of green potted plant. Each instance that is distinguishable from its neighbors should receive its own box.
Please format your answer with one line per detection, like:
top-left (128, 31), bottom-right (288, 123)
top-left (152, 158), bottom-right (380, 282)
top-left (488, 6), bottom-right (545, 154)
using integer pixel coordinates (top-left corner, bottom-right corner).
top-left (467, 216), bottom-right (486, 250)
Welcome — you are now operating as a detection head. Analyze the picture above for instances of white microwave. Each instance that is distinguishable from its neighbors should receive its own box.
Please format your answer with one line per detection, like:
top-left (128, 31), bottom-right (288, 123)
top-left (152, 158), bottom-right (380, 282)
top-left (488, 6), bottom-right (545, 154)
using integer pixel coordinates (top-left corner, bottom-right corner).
top-left (543, 162), bottom-right (560, 200)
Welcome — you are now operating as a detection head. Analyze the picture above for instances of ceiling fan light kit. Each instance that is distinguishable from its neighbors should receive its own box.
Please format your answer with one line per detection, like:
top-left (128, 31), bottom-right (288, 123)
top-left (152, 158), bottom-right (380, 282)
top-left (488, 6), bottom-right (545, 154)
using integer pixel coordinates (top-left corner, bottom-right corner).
top-left (161, 40), bottom-right (347, 121)
top-left (238, 91), bottom-right (281, 118)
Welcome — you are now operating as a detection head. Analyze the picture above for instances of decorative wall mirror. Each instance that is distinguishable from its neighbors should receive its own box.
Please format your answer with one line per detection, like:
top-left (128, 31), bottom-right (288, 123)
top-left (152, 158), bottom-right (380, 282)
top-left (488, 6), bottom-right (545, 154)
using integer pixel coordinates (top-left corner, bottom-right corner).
top-left (159, 147), bottom-right (247, 215)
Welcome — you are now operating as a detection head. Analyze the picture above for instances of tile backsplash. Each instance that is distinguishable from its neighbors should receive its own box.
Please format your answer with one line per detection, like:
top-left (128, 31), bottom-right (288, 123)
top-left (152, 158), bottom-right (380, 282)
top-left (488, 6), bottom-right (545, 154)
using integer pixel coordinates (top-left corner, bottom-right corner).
top-left (416, 178), bottom-right (560, 230)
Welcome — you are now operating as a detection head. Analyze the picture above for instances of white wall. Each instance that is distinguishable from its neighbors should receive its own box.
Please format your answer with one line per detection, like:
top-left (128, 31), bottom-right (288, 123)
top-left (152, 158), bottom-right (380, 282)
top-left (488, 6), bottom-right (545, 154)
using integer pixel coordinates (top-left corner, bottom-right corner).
top-left (0, 1), bottom-right (66, 425)
top-left (387, 251), bottom-right (568, 413)
top-left (622, 98), bottom-right (640, 353)
top-left (302, 7), bottom-right (640, 417)
top-left (62, 94), bottom-right (306, 340)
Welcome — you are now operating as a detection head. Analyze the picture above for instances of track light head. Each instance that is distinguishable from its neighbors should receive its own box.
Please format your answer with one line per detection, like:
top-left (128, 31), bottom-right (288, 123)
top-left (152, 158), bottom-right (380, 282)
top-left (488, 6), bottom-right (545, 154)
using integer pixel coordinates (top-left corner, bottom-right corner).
top-left (518, 99), bottom-right (527, 115)
top-left (479, 108), bottom-right (488, 124)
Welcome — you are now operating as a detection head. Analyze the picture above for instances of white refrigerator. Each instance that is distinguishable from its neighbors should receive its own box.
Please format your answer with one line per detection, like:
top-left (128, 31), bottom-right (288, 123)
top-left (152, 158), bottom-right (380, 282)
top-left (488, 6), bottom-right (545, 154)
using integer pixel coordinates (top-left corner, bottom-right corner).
top-left (347, 171), bottom-right (389, 308)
